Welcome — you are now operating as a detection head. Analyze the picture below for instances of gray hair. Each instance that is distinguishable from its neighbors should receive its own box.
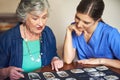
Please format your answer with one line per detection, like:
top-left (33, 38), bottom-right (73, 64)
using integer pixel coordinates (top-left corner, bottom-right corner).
top-left (16, 0), bottom-right (50, 22)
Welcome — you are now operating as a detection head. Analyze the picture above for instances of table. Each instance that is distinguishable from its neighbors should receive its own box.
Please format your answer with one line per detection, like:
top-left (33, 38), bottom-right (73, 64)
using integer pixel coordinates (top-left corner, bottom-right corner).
top-left (36, 62), bottom-right (120, 74)
top-left (22, 62), bottom-right (120, 80)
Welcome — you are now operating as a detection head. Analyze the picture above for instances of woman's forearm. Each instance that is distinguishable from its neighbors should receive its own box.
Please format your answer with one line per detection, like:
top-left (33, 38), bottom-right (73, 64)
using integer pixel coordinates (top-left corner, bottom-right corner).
top-left (100, 58), bottom-right (120, 69)
top-left (63, 29), bottom-right (75, 64)
top-left (0, 68), bottom-right (9, 79)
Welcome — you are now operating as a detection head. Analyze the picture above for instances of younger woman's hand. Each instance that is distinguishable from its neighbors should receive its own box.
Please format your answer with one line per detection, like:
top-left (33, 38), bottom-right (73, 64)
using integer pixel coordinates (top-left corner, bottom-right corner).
top-left (77, 58), bottom-right (101, 65)
top-left (67, 24), bottom-right (82, 36)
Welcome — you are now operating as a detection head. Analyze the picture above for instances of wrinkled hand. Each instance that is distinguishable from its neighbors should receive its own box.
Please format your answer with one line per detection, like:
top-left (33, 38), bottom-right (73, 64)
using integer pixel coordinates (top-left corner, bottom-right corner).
top-left (77, 58), bottom-right (101, 65)
top-left (7, 66), bottom-right (24, 80)
top-left (51, 57), bottom-right (63, 71)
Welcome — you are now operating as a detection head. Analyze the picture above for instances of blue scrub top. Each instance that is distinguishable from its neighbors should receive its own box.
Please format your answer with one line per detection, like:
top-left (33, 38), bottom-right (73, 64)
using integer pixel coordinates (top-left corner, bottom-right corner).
top-left (72, 22), bottom-right (120, 60)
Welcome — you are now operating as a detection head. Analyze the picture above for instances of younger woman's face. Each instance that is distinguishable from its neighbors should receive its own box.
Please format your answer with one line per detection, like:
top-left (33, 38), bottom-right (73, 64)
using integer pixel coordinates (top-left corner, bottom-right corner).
top-left (74, 12), bottom-right (97, 32)
top-left (25, 9), bottom-right (48, 35)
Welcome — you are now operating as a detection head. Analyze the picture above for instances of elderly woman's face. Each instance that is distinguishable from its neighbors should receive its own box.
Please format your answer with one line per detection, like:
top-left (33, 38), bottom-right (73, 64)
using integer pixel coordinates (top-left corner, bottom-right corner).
top-left (25, 9), bottom-right (48, 34)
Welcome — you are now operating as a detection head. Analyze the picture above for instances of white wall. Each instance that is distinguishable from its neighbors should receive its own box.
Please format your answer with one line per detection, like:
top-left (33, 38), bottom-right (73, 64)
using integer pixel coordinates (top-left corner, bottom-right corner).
top-left (47, 0), bottom-right (120, 56)
top-left (103, 0), bottom-right (120, 30)
top-left (0, 0), bottom-right (120, 57)
top-left (46, 0), bottom-right (80, 56)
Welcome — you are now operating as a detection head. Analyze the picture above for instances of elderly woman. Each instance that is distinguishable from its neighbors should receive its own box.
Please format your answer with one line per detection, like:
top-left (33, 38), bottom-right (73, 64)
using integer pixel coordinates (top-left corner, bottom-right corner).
top-left (0, 0), bottom-right (63, 79)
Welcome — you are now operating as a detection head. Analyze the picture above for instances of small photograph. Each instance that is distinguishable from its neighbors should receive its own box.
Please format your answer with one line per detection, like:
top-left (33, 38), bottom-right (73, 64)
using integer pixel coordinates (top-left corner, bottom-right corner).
top-left (70, 68), bottom-right (84, 73)
top-left (95, 66), bottom-right (109, 71)
top-left (104, 75), bottom-right (119, 80)
top-left (65, 77), bottom-right (77, 80)
top-left (28, 72), bottom-right (41, 80)
top-left (46, 78), bottom-right (60, 80)
top-left (89, 77), bottom-right (105, 80)
top-left (88, 71), bottom-right (106, 77)
top-left (43, 72), bottom-right (55, 79)
top-left (56, 71), bottom-right (69, 77)
top-left (83, 67), bottom-right (97, 72)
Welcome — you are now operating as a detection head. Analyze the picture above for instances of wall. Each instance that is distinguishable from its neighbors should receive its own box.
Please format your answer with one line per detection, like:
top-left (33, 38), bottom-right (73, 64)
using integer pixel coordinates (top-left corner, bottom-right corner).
top-left (0, 0), bottom-right (20, 13)
top-left (47, 0), bottom-right (120, 57)
top-left (0, 0), bottom-right (120, 57)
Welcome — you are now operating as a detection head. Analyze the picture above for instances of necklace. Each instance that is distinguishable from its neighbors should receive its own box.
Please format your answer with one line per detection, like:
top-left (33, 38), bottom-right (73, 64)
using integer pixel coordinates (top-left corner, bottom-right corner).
top-left (23, 26), bottom-right (41, 62)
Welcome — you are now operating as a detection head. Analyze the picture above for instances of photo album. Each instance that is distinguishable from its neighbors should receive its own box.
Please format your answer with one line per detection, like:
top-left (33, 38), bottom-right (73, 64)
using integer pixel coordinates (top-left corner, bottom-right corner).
top-left (20, 66), bottom-right (120, 80)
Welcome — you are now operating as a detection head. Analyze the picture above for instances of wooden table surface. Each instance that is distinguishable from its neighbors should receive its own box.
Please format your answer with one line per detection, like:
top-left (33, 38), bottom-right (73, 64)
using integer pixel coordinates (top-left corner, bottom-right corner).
top-left (35, 62), bottom-right (120, 74)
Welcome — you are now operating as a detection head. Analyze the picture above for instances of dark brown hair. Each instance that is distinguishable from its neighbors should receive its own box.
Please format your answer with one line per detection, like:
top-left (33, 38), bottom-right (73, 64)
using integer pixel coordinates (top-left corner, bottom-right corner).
top-left (77, 0), bottom-right (104, 21)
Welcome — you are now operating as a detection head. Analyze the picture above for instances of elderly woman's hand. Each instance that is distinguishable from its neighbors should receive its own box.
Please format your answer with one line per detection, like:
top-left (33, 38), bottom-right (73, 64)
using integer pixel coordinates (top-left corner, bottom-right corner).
top-left (6, 66), bottom-right (24, 80)
top-left (51, 57), bottom-right (63, 71)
